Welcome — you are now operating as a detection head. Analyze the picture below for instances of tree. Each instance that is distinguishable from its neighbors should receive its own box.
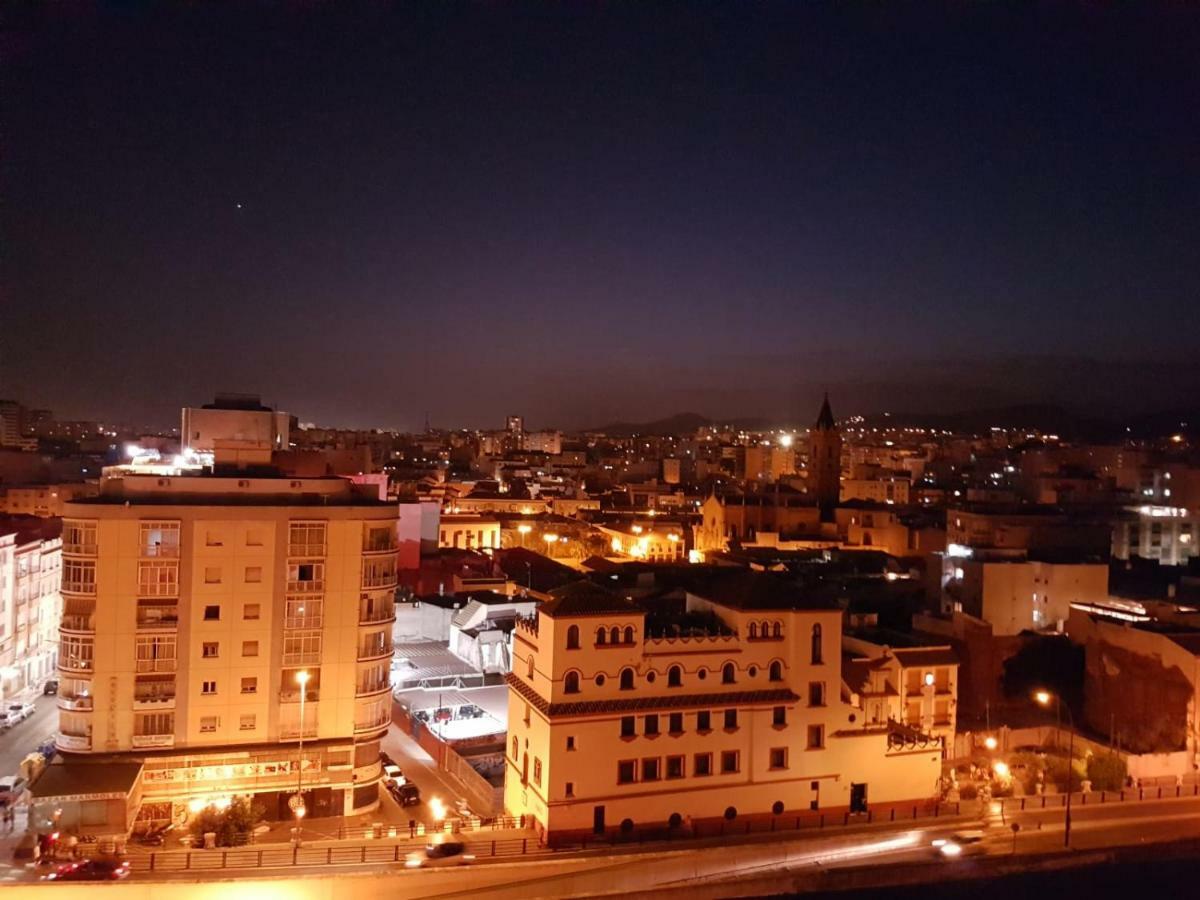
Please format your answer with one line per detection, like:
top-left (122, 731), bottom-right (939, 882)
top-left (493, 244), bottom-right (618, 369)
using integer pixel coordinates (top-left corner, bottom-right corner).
top-left (188, 797), bottom-right (264, 847)
top-left (1087, 753), bottom-right (1127, 791)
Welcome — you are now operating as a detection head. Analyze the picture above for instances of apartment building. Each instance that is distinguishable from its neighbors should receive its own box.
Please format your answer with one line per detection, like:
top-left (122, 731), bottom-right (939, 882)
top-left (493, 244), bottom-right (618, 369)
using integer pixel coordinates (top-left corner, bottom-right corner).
top-left (0, 516), bottom-right (62, 701)
top-left (504, 574), bottom-right (942, 844)
top-left (53, 464), bottom-right (398, 830)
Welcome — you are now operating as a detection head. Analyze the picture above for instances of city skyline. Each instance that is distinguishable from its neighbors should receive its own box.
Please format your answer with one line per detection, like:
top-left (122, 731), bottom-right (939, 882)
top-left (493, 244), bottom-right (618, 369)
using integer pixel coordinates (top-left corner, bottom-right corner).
top-left (7, 4), bottom-right (1200, 429)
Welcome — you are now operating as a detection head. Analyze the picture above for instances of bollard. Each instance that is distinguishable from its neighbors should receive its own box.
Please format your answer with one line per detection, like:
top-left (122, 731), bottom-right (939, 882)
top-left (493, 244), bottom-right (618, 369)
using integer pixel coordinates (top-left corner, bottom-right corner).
top-left (150, 853), bottom-right (155, 872)
top-left (522, 838), bottom-right (528, 854)
top-left (361, 846), bottom-right (367, 863)
top-left (819, 813), bottom-right (824, 828)
top-left (912, 805), bottom-right (917, 819)
top-left (222, 851), bottom-right (227, 867)
top-left (327, 848), bottom-right (332, 864)
top-left (491, 840), bottom-right (496, 856)
top-left (186, 852), bottom-right (192, 871)
top-left (890, 808), bottom-right (895, 822)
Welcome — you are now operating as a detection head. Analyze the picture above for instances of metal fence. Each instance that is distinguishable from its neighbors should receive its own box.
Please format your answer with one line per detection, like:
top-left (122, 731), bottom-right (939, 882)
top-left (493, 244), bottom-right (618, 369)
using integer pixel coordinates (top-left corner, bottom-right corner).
top-left (997, 781), bottom-right (1200, 815)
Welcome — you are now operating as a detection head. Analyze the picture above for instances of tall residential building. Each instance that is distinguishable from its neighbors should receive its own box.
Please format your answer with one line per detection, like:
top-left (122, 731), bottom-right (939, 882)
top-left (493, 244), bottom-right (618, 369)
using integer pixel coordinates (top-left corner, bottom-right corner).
top-left (504, 575), bottom-right (942, 844)
top-left (52, 462), bottom-right (399, 832)
top-left (810, 394), bottom-right (842, 519)
top-left (0, 516), bottom-right (62, 701)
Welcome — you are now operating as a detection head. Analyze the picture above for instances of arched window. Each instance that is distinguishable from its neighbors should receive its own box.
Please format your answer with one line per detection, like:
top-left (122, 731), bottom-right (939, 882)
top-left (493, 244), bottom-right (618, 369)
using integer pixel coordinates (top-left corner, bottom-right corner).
top-left (566, 625), bottom-right (580, 650)
top-left (668, 665), bottom-right (682, 687)
top-left (748, 623), bottom-right (758, 639)
top-left (564, 671), bottom-right (580, 694)
top-left (722, 662), bottom-right (736, 684)
top-left (772, 621), bottom-right (782, 639)
top-left (769, 660), bottom-right (783, 682)
top-left (761, 620), bottom-right (770, 637)
top-left (811, 624), bottom-right (823, 665)
top-left (527, 655), bottom-right (535, 679)
top-left (610, 626), bottom-right (621, 645)
top-left (624, 626), bottom-right (634, 645)
top-left (596, 628), bottom-right (607, 646)
top-left (619, 668), bottom-right (635, 690)
top-left (512, 736), bottom-right (519, 760)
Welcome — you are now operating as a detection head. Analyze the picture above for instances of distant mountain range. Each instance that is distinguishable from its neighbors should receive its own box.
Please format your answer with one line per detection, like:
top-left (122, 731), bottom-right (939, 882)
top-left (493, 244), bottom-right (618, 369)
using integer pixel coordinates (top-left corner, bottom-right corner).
top-left (584, 404), bottom-right (1198, 440)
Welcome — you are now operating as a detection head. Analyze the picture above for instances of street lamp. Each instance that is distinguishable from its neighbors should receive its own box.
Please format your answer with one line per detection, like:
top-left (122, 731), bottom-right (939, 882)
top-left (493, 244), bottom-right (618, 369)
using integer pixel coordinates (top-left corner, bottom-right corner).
top-left (291, 669), bottom-right (311, 845)
top-left (517, 523), bottom-right (531, 548)
top-left (1034, 689), bottom-right (1074, 848)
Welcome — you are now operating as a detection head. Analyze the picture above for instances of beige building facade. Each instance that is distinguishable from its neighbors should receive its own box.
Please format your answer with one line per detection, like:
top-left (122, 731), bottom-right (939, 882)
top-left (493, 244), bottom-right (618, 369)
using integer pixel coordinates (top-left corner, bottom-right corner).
top-left (504, 576), bottom-right (943, 844)
top-left (57, 467), bottom-right (398, 824)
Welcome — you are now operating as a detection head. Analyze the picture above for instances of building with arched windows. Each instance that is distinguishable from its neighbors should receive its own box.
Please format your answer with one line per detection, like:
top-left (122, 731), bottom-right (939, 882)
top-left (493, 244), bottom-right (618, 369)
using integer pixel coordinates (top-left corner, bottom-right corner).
top-left (504, 572), bottom-right (943, 844)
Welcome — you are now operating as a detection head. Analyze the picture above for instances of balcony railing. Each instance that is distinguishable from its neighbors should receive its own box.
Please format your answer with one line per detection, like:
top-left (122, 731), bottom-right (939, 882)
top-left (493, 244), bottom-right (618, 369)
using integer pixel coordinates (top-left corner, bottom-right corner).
top-left (286, 579), bottom-right (324, 594)
top-left (135, 658), bottom-right (177, 674)
top-left (62, 580), bottom-right (96, 595)
top-left (358, 604), bottom-right (396, 625)
top-left (137, 607), bottom-right (179, 629)
top-left (63, 541), bottom-right (97, 556)
top-left (56, 733), bottom-right (92, 752)
top-left (354, 713), bottom-right (391, 734)
top-left (361, 572), bottom-right (398, 590)
top-left (357, 641), bottom-right (394, 662)
top-left (279, 722), bottom-right (319, 740)
top-left (132, 734), bottom-right (175, 749)
top-left (284, 614), bottom-right (323, 630)
top-left (288, 542), bottom-right (325, 557)
top-left (355, 680), bottom-right (392, 698)
top-left (60, 615), bottom-right (95, 633)
top-left (60, 657), bottom-right (94, 675)
top-left (279, 689), bottom-right (320, 703)
top-left (282, 650), bottom-right (322, 667)
top-left (58, 695), bottom-right (94, 712)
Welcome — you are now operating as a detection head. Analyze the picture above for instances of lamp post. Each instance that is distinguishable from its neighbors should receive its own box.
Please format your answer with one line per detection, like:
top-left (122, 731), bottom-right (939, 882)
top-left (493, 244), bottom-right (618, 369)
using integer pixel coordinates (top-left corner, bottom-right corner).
top-left (517, 523), bottom-right (532, 548)
top-left (291, 669), bottom-right (310, 846)
top-left (1035, 689), bottom-right (1074, 848)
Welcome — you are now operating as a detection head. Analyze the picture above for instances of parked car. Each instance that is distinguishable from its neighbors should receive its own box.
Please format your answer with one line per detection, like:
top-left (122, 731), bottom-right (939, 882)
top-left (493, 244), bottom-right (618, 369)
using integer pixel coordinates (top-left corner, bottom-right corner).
top-left (43, 859), bottom-right (131, 881)
top-left (394, 782), bottom-right (421, 807)
top-left (43, 681), bottom-right (59, 696)
top-left (8, 702), bottom-right (36, 724)
top-left (0, 776), bottom-right (28, 806)
top-left (405, 839), bottom-right (472, 867)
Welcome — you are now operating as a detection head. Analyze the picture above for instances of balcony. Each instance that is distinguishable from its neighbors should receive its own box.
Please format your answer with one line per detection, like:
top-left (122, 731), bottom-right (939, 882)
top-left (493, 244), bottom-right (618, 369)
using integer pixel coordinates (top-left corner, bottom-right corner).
top-left (135, 658), bottom-right (177, 674)
top-left (133, 693), bottom-right (177, 711)
top-left (288, 542), bottom-right (325, 557)
top-left (60, 615), bottom-right (95, 634)
top-left (358, 603), bottom-right (396, 626)
top-left (279, 721), bottom-right (319, 740)
top-left (61, 580), bottom-right (96, 596)
top-left (132, 734), bottom-right (175, 749)
top-left (58, 695), bottom-right (94, 712)
top-left (59, 657), bottom-right (94, 676)
top-left (355, 680), bottom-right (392, 699)
top-left (63, 541), bottom-right (97, 557)
top-left (136, 606), bottom-right (179, 630)
top-left (282, 650), bottom-right (322, 668)
top-left (357, 641), bottom-right (394, 663)
top-left (56, 733), bottom-right (92, 752)
top-left (361, 572), bottom-right (398, 591)
top-left (354, 714), bottom-right (391, 735)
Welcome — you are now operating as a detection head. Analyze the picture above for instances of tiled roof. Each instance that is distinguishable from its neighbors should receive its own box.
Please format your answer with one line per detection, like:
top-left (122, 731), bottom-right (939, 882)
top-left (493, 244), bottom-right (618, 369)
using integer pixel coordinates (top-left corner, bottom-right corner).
top-left (506, 673), bottom-right (798, 717)
top-left (689, 570), bottom-right (840, 612)
top-left (539, 580), bottom-right (640, 619)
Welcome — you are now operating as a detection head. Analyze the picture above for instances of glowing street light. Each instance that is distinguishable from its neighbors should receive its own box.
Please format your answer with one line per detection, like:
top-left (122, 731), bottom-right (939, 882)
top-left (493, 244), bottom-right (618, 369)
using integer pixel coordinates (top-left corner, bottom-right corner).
top-left (992, 761), bottom-right (1010, 779)
top-left (1033, 689), bottom-right (1074, 848)
top-left (984, 736), bottom-right (998, 751)
top-left (291, 670), bottom-right (311, 845)
top-left (428, 796), bottom-right (447, 823)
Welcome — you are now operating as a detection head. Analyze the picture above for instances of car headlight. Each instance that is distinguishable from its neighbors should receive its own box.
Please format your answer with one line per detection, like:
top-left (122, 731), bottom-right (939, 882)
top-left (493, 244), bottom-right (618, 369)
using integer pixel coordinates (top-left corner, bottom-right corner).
top-left (940, 842), bottom-right (963, 857)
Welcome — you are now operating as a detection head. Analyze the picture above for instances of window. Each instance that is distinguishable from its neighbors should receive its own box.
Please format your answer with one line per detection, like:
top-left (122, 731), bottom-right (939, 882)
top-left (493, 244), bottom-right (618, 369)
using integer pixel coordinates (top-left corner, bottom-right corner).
top-left (769, 747), bottom-right (788, 770)
top-left (200, 716), bottom-right (218, 733)
top-left (245, 528), bottom-right (263, 547)
top-left (724, 709), bottom-right (738, 730)
top-left (201, 680), bottom-right (217, 695)
top-left (241, 677), bottom-right (258, 694)
top-left (243, 603), bottom-right (261, 620)
top-left (619, 668), bottom-right (634, 690)
top-left (286, 561), bottom-right (324, 593)
top-left (135, 636), bottom-right (176, 672)
top-left (527, 656), bottom-right (535, 679)
top-left (609, 626), bottom-right (620, 644)
top-left (748, 622), bottom-right (758, 639)
top-left (284, 630), bottom-right (322, 665)
top-left (694, 753), bottom-right (713, 777)
top-left (809, 682), bottom-right (826, 707)
top-left (63, 560), bottom-right (97, 594)
top-left (720, 750), bottom-right (740, 774)
top-left (63, 520), bottom-right (97, 555)
top-left (135, 712), bottom-right (174, 736)
top-left (239, 714), bottom-right (256, 731)
top-left (596, 628), bottom-right (607, 646)
top-left (773, 706), bottom-right (787, 727)
top-left (697, 710), bottom-right (712, 732)
top-left (285, 597), bottom-right (322, 628)
top-left (140, 521), bottom-right (180, 557)
top-left (668, 665), bottom-right (682, 687)
top-left (811, 624), bottom-right (823, 664)
top-left (288, 521), bottom-right (326, 557)
top-left (722, 662), bottom-right (736, 684)
top-left (566, 625), bottom-right (580, 649)
top-left (205, 530), bottom-right (223, 547)
top-left (623, 626), bottom-right (634, 645)
top-left (668, 712), bottom-right (683, 734)
top-left (202, 642), bottom-right (219, 658)
top-left (564, 671), bottom-right (580, 694)
top-left (242, 640), bottom-right (259, 657)
top-left (512, 737), bottom-right (519, 760)
top-left (204, 567), bottom-right (222, 584)
top-left (204, 605), bottom-right (220, 621)
top-left (666, 755), bottom-right (685, 779)
top-left (565, 782), bottom-right (575, 798)
top-left (620, 716), bottom-right (636, 738)
top-left (807, 724), bottom-right (825, 749)
top-left (533, 758), bottom-right (543, 787)
top-left (769, 660), bottom-right (783, 682)
top-left (617, 760), bottom-right (636, 784)
top-left (644, 714), bottom-right (659, 736)
top-left (641, 758), bottom-right (660, 781)
top-left (773, 621), bottom-right (782, 639)
top-left (245, 566), bottom-right (262, 584)
top-left (566, 736), bottom-right (576, 751)
top-left (138, 560), bottom-right (178, 597)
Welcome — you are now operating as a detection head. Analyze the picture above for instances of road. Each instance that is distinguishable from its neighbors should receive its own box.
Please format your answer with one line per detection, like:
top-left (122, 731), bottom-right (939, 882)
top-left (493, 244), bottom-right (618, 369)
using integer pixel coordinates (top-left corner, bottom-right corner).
top-left (0, 695), bottom-right (56, 777)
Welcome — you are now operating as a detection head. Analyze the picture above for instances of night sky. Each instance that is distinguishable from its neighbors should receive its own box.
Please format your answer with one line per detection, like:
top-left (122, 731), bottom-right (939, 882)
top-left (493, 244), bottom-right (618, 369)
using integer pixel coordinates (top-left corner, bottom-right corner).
top-left (5, 4), bottom-right (1199, 430)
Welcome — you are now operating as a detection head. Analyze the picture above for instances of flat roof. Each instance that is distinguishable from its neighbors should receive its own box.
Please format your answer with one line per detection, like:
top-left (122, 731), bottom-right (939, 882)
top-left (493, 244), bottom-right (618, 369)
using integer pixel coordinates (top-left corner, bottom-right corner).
top-left (31, 761), bottom-right (144, 800)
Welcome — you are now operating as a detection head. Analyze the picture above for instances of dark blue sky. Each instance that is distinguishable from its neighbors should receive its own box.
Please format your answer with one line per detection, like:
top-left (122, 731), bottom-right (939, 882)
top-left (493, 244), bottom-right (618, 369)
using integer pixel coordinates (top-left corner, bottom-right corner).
top-left (5, 3), bottom-right (1199, 430)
